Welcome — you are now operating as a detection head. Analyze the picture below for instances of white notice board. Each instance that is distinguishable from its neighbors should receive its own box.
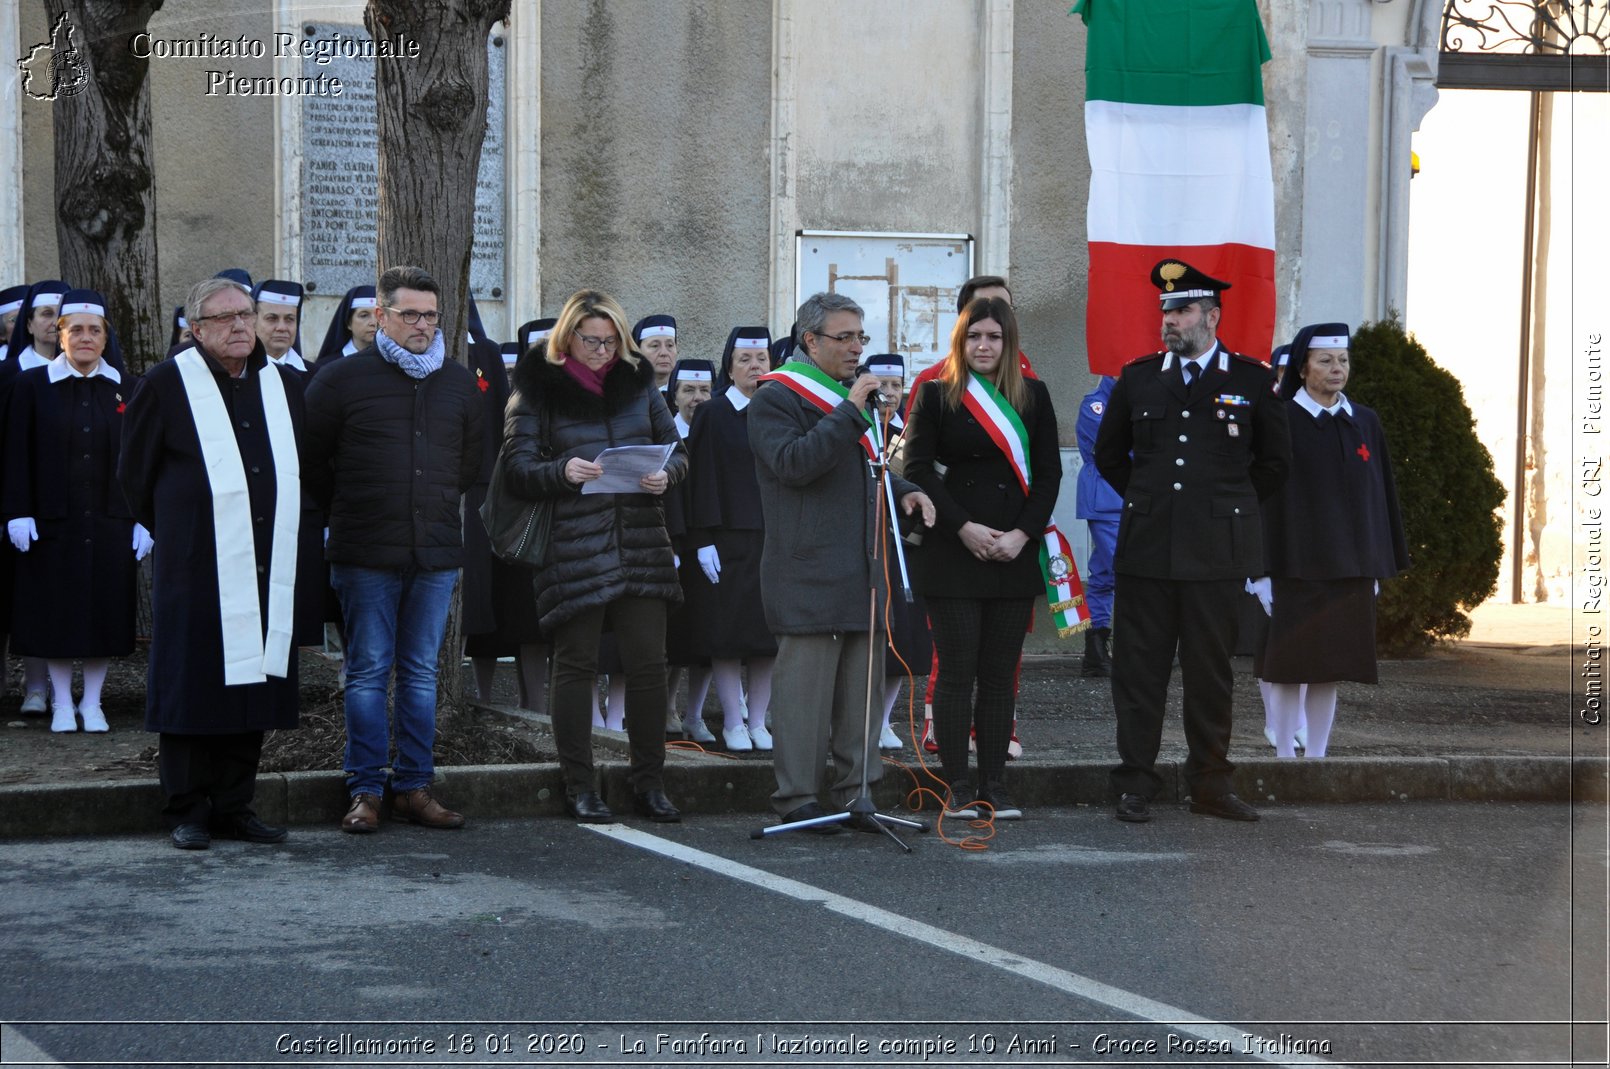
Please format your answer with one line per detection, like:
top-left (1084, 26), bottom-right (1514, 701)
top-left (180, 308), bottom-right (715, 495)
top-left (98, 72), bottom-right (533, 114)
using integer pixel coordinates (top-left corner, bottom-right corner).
top-left (795, 231), bottom-right (974, 377)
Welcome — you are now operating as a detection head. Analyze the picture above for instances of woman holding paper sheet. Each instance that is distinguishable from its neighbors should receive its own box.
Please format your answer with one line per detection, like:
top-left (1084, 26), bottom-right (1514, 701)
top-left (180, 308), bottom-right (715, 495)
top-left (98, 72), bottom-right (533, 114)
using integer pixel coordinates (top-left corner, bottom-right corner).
top-left (900, 296), bottom-right (1062, 822)
top-left (501, 289), bottom-right (689, 824)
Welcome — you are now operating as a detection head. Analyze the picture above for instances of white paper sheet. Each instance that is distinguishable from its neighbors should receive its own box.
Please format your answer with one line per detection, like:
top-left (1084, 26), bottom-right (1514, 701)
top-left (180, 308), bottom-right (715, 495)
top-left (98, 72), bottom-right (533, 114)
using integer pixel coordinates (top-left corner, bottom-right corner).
top-left (581, 443), bottom-right (676, 494)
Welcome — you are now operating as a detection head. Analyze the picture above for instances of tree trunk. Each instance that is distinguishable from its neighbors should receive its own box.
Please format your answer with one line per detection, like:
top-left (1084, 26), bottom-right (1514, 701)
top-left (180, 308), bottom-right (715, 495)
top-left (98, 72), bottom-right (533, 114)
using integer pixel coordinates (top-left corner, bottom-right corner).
top-left (367, 0), bottom-right (510, 712)
top-left (46, 0), bottom-right (164, 373)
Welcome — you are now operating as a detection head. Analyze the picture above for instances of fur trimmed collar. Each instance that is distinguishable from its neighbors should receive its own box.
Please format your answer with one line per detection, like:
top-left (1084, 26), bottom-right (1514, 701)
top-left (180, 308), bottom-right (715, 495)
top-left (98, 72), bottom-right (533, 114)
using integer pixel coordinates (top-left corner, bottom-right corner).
top-left (512, 339), bottom-right (658, 416)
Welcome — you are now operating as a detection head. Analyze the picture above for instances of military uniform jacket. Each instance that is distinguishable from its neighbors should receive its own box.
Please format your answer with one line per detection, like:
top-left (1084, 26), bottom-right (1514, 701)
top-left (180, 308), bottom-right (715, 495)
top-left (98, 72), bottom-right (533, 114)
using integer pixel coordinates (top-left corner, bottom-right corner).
top-left (1093, 342), bottom-right (1290, 580)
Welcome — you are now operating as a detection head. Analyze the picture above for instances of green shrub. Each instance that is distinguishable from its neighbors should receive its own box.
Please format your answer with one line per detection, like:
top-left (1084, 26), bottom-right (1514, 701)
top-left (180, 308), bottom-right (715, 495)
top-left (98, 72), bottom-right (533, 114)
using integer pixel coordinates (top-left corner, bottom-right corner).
top-left (1347, 318), bottom-right (1505, 656)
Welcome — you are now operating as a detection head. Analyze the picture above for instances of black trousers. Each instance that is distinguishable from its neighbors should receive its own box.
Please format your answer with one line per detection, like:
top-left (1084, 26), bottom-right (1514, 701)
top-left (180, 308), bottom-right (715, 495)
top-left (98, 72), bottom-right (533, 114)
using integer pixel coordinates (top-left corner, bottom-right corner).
top-left (550, 597), bottom-right (668, 797)
top-left (1109, 575), bottom-right (1240, 800)
top-left (926, 595), bottom-right (1034, 787)
top-left (158, 731), bottom-right (265, 829)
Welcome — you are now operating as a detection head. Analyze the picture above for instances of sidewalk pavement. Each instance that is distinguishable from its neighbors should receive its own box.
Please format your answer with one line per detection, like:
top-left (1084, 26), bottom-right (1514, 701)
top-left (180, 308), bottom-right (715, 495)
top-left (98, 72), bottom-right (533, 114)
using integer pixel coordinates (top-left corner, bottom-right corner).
top-left (1, 603), bottom-right (1602, 838)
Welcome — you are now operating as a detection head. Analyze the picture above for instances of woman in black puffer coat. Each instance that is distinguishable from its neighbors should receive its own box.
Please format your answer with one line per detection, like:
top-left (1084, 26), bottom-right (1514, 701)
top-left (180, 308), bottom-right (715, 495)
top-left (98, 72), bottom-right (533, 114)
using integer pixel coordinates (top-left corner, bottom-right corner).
top-left (501, 290), bottom-right (688, 824)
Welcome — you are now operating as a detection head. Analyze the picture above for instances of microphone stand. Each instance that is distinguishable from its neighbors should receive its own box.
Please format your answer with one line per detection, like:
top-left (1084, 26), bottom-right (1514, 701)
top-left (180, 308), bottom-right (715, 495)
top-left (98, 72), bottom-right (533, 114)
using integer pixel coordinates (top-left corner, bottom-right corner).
top-left (752, 391), bottom-right (930, 849)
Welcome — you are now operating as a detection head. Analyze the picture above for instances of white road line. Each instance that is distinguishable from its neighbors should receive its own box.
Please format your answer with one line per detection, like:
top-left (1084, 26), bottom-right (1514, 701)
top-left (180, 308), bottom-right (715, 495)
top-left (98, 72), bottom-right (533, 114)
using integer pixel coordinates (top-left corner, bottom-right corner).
top-left (586, 824), bottom-right (1348, 1067)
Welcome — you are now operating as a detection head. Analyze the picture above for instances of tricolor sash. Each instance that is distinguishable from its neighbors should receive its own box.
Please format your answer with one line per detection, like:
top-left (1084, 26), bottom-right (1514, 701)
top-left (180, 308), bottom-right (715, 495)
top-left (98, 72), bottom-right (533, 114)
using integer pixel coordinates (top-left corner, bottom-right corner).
top-left (758, 360), bottom-right (878, 460)
top-left (959, 371), bottom-right (1090, 638)
top-left (174, 349), bottom-right (301, 684)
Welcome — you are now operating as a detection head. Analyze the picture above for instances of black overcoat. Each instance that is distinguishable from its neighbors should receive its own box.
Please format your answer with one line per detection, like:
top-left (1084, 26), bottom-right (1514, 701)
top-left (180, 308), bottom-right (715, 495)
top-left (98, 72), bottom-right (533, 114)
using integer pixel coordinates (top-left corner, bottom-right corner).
top-left (685, 392), bottom-right (775, 658)
top-left (901, 377), bottom-right (1062, 600)
top-left (501, 347), bottom-right (688, 633)
top-left (118, 346), bottom-right (308, 734)
top-left (2, 365), bottom-right (136, 656)
top-left (1094, 343), bottom-right (1291, 580)
top-left (1261, 397), bottom-right (1409, 580)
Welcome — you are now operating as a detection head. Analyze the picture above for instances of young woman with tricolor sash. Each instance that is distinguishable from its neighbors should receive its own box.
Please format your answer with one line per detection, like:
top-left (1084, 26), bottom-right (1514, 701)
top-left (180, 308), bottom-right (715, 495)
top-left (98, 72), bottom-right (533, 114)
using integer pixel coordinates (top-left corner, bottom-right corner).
top-left (899, 295), bottom-right (1076, 821)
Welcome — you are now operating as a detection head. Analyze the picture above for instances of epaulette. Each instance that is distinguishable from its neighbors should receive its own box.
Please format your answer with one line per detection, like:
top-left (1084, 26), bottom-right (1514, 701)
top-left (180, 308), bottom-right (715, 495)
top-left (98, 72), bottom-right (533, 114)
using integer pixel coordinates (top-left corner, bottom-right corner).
top-left (1121, 350), bottom-right (1167, 369)
top-left (1228, 349), bottom-right (1273, 369)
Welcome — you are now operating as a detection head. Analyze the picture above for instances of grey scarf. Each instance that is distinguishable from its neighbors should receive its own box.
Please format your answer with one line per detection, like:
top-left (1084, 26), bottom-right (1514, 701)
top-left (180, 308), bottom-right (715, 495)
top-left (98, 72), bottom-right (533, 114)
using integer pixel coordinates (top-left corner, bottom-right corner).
top-left (375, 326), bottom-right (446, 380)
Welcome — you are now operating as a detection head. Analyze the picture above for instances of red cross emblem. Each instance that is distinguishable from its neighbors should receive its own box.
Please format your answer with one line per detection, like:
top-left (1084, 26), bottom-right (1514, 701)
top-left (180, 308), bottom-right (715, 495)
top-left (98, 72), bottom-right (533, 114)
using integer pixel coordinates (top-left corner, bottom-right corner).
top-left (1356, 443), bottom-right (1371, 462)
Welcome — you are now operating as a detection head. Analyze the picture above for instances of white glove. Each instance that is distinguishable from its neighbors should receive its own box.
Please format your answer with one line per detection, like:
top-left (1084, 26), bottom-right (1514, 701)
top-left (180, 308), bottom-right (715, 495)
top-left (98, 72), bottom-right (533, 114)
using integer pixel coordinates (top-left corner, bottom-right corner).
top-left (697, 545), bottom-right (721, 584)
top-left (8, 517), bottom-right (37, 553)
top-left (132, 523), bottom-right (154, 561)
top-left (1246, 576), bottom-right (1273, 617)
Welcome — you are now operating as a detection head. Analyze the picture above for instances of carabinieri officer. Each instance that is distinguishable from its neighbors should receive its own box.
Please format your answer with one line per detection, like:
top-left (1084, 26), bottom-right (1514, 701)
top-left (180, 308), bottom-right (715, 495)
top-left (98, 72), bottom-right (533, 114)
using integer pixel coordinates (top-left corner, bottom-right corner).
top-left (1093, 260), bottom-right (1290, 824)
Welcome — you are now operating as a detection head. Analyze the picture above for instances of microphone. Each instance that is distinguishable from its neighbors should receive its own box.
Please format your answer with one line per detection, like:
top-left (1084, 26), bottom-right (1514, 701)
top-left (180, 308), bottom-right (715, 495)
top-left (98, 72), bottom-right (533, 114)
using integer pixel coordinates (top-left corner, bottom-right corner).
top-left (854, 363), bottom-right (894, 408)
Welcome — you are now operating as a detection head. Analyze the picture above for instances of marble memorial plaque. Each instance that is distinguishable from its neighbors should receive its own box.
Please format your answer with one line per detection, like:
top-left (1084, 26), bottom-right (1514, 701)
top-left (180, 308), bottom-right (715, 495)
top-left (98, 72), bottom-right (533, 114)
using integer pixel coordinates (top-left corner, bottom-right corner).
top-left (299, 22), bottom-right (505, 296)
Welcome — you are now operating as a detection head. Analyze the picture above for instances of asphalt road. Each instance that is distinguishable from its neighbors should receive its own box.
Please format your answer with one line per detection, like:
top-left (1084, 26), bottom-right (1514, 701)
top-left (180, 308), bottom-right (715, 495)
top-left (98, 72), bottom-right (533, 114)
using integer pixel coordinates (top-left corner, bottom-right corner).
top-left (2, 802), bottom-right (1604, 1069)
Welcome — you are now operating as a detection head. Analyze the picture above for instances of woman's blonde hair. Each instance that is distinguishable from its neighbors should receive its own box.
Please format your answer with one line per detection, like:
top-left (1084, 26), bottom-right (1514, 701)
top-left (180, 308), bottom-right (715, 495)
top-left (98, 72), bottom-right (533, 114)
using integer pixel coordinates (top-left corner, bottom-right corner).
top-left (939, 295), bottom-right (1028, 412)
top-left (545, 289), bottom-right (641, 368)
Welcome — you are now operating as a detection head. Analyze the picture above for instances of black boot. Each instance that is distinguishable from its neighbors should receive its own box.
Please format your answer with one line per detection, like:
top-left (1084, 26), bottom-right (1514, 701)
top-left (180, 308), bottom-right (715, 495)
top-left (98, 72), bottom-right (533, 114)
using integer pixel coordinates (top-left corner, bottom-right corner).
top-left (1082, 626), bottom-right (1112, 677)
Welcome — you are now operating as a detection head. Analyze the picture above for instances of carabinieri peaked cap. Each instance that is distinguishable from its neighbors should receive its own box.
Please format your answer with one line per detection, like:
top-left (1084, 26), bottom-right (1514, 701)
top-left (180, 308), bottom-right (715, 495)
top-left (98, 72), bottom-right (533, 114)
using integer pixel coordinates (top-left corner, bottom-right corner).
top-left (633, 314), bottom-right (677, 344)
top-left (1151, 259), bottom-right (1232, 311)
top-left (1280, 322), bottom-right (1351, 400)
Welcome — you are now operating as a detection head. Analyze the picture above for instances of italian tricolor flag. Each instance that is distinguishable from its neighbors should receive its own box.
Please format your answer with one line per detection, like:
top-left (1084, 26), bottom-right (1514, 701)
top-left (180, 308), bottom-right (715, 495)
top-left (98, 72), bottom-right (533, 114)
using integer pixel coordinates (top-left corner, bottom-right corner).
top-left (1076, 0), bottom-right (1276, 375)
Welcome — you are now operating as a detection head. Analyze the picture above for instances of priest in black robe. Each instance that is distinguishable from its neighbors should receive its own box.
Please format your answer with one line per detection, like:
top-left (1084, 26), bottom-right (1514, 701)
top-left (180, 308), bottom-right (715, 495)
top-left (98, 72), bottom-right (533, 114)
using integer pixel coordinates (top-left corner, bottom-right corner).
top-left (119, 276), bottom-right (309, 851)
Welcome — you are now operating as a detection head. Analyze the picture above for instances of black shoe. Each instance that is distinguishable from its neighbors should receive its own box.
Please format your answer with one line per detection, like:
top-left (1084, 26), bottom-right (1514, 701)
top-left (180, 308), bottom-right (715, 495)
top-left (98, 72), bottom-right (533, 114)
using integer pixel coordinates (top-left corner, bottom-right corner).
top-left (564, 791), bottom-right (615, 823)
top-left (1189, 792), bottom-right (1260, 822)
top-left (978, 782), bottom-right (1022, 820)
top-left (632, 789), bottom-right (682, 823)
top-left (216, 815), bottom-right (288, 843)
top-left (779, 802), bottom-right (842, 835)
top-left (170, 823), bottom-right (210, 850)
top-left (1115, 793), bottom-right (1151, 823)
top-left (1081, 627), bottom-right (1113, 677)
top-left (942, 780), bottom-right (978, 820)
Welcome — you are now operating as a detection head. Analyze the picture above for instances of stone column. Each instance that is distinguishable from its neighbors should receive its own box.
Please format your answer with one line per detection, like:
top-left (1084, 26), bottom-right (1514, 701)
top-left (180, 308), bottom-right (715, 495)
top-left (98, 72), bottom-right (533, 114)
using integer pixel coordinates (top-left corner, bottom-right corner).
top-left (1, 0), bottom-right (26, 275)
top-left (1298, 0), bottom-right (1377, 327)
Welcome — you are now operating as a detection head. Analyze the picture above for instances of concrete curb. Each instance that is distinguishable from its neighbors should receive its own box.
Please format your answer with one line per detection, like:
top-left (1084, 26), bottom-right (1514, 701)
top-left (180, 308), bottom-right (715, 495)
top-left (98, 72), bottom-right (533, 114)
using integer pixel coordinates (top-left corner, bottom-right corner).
top-left (1, 754), bottom-right (1603, 838)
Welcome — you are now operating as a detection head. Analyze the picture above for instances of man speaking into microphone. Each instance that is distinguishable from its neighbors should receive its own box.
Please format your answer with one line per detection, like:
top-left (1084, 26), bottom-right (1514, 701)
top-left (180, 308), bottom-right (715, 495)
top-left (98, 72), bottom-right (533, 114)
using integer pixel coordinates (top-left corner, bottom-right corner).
top-left (748, 292), bottom-right (935, 832)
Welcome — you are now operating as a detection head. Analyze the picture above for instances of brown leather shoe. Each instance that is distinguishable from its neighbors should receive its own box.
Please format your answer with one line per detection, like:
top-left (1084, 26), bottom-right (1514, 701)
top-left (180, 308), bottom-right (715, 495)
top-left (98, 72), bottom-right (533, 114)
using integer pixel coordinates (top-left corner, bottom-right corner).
top-left (391, 787), bottom-right (466, 829)
top-left (342, 793), bottom-right (381, 834)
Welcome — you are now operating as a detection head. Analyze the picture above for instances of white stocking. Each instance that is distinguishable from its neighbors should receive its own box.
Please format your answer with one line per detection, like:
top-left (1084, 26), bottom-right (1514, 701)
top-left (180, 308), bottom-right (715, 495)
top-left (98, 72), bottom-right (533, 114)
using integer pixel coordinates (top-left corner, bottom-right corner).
top-left (1265, 683), bottom-right (1305, 759)
top-left (881, 678), bottom-right (903, 734)
top-left (80, 659), bottom-right (109, 708)
top-left (683, 666), bottom-right (713, 727)
top-left (745, 657), bottom-right (775, 729)
top-left (46, 661), bottom-right (75, 710)
top-left (1302, 683), bottom-right (1339, 758)
top-left (712, 659), bottom-right (748, 732)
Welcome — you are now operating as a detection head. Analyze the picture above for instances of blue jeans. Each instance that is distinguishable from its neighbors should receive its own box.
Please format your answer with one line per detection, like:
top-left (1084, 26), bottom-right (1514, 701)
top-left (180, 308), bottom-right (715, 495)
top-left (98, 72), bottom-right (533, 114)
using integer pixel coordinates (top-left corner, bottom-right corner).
top-left (331, 564), bottom-right (459, 796)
